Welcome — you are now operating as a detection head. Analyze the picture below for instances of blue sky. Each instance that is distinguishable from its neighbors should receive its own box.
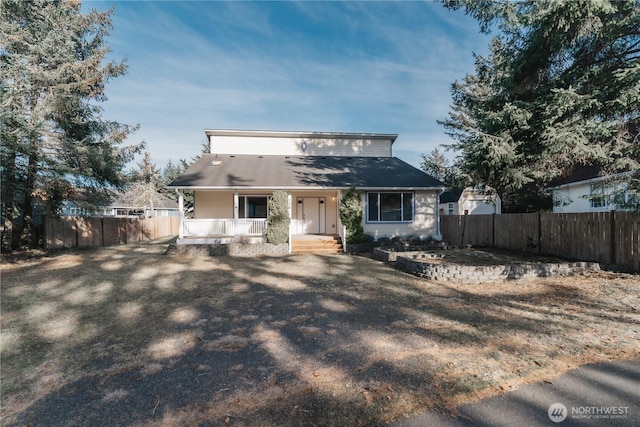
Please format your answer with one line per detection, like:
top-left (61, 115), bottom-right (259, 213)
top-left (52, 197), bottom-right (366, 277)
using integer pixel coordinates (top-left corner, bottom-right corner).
top-left (85, 1), bottom-right (491, 169)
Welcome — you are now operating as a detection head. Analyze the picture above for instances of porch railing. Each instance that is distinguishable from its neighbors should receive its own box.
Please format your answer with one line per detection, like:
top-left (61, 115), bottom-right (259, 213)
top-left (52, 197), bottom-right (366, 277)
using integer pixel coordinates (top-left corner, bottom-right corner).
top-left (180, 218), bottom-right (266, 238)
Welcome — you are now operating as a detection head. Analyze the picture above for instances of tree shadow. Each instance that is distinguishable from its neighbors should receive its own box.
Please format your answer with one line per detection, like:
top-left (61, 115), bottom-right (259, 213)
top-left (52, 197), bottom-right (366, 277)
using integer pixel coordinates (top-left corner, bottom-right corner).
top-left (2, 242), bottom-right (638, 426)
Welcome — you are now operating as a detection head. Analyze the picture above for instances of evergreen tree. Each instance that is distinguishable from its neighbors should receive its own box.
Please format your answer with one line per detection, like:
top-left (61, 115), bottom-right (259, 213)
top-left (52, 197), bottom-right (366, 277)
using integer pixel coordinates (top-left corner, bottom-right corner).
top-left (1, 0), bottom-right (142, 250)
top-left (265, 190), bottom-right (290, 244)
top-left (420, 147), bottom-right (449, 183)
top-left (121, 152), bottom-right (164, 217)
top-left (131, 151), bottom-right (161, 188)
top-left (420, 147), bottom-right (465, 188)
top-left (160, 158), bottom-right (193, 214)
top-left (339, 187), bottom-right (367, 244)
top-left (440, 0), bottom-right (640, 211)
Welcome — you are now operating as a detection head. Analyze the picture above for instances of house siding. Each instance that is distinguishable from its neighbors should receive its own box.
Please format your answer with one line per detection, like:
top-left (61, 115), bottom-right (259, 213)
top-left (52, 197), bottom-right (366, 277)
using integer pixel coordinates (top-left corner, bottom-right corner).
top-left (194, 191), bottom-right (234, 218)
top-left (363, 190), bottom-right (439, 240)
top-left (553, 182), bottom-right (604, 213)
top-left (209, 135), bottom-right (392, 158)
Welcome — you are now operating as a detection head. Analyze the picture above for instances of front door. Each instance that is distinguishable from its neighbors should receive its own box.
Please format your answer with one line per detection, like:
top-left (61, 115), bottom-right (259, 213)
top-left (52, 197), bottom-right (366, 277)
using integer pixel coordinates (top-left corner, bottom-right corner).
top-left (297, 197), bottom-right (326, 234)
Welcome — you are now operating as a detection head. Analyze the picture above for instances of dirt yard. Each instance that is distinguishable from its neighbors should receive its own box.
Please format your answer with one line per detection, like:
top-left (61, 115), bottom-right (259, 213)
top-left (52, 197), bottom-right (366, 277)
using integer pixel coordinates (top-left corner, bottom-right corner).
top-left (2, 239), bottom-right (639, 426)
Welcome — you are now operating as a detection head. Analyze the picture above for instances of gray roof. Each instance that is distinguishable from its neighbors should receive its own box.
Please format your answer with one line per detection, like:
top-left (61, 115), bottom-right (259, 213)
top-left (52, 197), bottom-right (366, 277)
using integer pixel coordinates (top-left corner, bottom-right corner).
top-left (440, 188), bottom-right (463, 203)
top-left (107, 191), bottom-right (179, 210)
top-left (168, 154), bottom-right (444, 190)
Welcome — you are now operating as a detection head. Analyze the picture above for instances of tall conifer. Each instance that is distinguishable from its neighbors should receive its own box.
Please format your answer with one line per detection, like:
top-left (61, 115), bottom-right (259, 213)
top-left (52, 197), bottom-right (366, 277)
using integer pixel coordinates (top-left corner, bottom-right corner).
top-left (1, 0), bottom-right (142, 249)
top-left (440, 0), bottom-right (640, 211)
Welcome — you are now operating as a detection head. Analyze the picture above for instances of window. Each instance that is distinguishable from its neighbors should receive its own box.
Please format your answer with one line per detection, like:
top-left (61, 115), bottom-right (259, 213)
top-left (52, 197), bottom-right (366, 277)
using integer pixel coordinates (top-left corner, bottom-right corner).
top-left (590, 183), bottom-right (608, 208)
top-left (238, 196), bottom-right (268, 218)
top-left (448, 203), bottom-right (454, 215)
top-left (367, 192), bottom-right (413, 222)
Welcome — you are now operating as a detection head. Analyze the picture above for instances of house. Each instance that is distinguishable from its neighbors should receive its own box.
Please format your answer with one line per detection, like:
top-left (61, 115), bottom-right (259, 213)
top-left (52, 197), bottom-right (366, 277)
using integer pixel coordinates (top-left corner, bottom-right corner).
top-left (167, 129), bottom-right (445, 250)
top-left (549, 165), bottom-right (638, 213)
top-left (439, 186), bottom-right (501, 215)
top-left (61, 189), bottom-right (179, 217)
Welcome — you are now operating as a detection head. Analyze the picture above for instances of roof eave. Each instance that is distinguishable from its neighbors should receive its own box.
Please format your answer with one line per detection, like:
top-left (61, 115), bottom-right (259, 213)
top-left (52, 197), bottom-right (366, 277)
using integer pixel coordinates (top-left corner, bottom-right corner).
top-left (167, 185), bottom-right (445, 191)
top-left (204, 129), bottom-right (398, 144)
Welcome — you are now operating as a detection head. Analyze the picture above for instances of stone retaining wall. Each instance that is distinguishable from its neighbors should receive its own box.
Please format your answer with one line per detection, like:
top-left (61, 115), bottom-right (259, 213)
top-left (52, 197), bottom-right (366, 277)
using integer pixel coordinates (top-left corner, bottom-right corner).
top-left (373, 246), bottom-right (467, 262)
top-left (374, 248), bottom-right (600, 283)
top-left (167, 242), bottom-right (288, 257)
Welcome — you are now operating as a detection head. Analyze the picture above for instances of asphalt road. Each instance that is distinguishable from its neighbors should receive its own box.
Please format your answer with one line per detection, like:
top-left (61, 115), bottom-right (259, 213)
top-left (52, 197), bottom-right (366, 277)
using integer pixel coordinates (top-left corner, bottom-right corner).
top-left (391, 359), bottom-right (640, 427)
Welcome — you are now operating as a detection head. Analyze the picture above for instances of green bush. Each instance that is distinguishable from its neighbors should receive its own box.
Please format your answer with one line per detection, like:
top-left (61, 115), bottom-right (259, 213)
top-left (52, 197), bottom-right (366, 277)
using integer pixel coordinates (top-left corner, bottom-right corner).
top-left (266, 190), bottom-right (290, 244)
top-left (339, 187), bottom-right (367, 244)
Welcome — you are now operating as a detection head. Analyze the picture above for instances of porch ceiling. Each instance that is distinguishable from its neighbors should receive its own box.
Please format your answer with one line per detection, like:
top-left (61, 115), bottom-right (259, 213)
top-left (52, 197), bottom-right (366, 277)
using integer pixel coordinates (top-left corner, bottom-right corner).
top-left (168, 154), bottom-right (444, 190)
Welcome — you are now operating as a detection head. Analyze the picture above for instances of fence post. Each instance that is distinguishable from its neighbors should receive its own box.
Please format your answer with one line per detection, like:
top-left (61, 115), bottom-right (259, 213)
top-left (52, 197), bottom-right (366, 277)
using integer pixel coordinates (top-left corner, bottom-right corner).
top-left (492, 213), bottom-right (496, 248)
top-left (538, 212), bottom-right (542, 254)
top-left (610, 211), bottom-right (616, 265)
top-left (460, 214), bottom-right (466, 246)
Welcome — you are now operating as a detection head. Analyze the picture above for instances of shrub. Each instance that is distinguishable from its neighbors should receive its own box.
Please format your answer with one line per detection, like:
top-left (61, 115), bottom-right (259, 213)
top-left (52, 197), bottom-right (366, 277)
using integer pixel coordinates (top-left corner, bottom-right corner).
top-left (339, 186), bottom-right (367, 244)
top-left (266, 191), bottom-right (290, 244)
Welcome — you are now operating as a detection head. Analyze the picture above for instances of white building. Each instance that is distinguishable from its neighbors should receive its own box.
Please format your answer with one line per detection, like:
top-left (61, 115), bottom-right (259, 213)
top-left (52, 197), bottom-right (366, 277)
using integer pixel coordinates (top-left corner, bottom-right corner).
top-left (549, 166), bottom-right (638, 213)
top-left (168, 129), bottom-right (446, 248)
top-left (439, 186), bottom-right (501, 215)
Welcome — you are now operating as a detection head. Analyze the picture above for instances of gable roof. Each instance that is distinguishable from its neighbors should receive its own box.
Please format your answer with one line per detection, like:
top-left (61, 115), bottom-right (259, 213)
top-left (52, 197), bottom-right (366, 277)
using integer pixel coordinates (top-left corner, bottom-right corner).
top-left (439, 188), bottom-right (464, 203)
top-left (168, 154), bottom-right (444, 190)
top-left (548, 165), bottom-right (603, 187)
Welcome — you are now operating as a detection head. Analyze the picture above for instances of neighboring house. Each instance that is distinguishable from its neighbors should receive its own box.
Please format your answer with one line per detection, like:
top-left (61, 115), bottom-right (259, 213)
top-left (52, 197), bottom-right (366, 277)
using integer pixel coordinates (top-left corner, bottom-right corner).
top-left (167, 129), bottom-right (445, 246)
top-left (439, 186), bottom-right (501, 215)
top-left (61, 190), bottom-right (179, 217)
top-left (549, 165), bottom-right (638, 213)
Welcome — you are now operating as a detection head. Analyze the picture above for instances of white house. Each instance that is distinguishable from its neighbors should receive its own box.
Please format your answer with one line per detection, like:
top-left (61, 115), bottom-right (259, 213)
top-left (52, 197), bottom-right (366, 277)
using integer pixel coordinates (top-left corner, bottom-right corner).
top-left (549, 165), bottom-right (638, 213)
top-left (167, 129), bottom-right (445, 250)
top-left (61, 189), bottom-right (179, 217)
top-left (439, 186), bottom-right (501, 215)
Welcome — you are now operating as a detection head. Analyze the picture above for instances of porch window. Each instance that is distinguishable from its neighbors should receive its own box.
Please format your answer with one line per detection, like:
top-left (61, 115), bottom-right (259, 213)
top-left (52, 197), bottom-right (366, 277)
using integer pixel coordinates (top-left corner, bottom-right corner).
top-left (367, 192), bottom-right (414, 222)
top-left (238, 196), bottom-right (268, 218)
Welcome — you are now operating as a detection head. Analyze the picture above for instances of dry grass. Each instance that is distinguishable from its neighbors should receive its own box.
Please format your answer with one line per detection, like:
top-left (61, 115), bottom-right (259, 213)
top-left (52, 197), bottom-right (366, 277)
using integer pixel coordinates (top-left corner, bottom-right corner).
top-left (1, 239), bottom-right (639, 426)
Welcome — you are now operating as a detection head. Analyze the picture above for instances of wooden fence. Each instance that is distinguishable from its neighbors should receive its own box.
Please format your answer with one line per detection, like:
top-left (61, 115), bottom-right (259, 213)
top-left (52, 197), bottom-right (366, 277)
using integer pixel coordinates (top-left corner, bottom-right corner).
top-left (441, 212), bottom-right (640, 272)
top-left (45, 216), bottom-right (179, 249)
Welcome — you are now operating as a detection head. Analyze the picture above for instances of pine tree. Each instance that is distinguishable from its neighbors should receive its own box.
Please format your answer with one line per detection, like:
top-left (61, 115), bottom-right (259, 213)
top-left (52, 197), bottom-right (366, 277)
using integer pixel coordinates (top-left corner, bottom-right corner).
top-left (420, 147), bottom-right (465, 188)
top-left (440, 0), bottom-right (640, 211)
top-left (1, 0), bottom-right (142, 250)
top-left (160, 159), bottom-right (193, 213)
top-left (121, 152), bottom-right (164, 217)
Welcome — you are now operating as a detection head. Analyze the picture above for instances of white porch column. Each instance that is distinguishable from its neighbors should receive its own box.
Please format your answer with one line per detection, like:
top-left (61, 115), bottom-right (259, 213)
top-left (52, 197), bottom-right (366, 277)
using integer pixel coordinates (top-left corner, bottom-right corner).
top-left (287, 192), bottom-right (292, 254)
top-left (435, 188), bottom-right (444, 241)
top-left (176, 189), bottom-right (184, 239)
top-left (233, 192), bottom-right (239, 219)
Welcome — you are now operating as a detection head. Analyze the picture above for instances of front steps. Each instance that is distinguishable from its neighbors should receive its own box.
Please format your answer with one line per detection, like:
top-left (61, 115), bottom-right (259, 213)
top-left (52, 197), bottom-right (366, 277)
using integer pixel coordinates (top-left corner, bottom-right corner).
top-left (291, 235), bottom-right (343, 254)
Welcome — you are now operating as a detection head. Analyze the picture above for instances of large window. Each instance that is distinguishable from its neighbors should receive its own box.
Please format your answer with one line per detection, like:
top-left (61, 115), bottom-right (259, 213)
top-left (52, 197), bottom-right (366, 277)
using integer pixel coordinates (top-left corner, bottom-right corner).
top-left (238, 196), bottom-right (268, 218)
top-left (367, 192), bottom-right (414, 222)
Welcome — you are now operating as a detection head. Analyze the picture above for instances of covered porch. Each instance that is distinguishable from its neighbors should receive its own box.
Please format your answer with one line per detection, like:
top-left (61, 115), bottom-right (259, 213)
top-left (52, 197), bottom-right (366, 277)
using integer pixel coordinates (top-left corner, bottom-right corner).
top-left (174, 189), bottom-right (346, 249)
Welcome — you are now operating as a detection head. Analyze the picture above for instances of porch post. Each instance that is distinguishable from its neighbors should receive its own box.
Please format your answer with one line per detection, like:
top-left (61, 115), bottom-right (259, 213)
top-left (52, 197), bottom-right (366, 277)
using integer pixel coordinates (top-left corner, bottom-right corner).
top-left (287, 192), bottom-right (292, 254)
top-left (176, 189), bottom-right (184, 239)
top-left (435, 188), bottom-right (444, 241)
top-left (233, 192), bottom-right (239, 219)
